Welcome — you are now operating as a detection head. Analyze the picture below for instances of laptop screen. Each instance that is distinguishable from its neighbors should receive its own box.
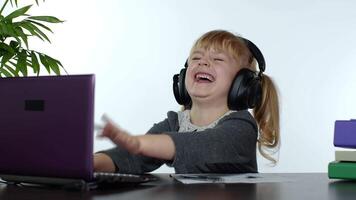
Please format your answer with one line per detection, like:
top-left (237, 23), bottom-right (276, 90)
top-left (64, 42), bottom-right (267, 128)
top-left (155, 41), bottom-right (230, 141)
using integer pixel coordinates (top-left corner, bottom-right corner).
top-left (0, 74), bottom-right (95, 181)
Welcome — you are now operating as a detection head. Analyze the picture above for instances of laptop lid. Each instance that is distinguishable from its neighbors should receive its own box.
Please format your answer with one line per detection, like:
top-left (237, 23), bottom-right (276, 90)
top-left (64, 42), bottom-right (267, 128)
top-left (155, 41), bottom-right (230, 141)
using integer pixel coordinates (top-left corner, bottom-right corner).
top-left (0, 74), bottom-right (95, 181)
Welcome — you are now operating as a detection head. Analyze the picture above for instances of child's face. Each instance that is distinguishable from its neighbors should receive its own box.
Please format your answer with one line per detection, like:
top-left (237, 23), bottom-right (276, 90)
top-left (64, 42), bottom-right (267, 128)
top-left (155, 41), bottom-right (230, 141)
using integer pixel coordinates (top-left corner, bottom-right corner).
top-left (186, 48), bottom-right (240, 106)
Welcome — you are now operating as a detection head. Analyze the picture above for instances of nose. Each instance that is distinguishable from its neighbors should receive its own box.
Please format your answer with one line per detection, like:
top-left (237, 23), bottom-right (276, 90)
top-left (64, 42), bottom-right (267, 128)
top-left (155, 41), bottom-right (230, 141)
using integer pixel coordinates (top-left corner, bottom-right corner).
top-left (198, 57), bottom-right (210, 67)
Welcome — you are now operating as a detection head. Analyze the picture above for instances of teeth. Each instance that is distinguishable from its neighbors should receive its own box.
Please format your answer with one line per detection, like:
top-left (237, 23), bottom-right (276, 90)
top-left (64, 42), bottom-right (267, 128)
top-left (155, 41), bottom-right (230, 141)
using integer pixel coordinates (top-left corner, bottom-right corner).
top-left (195, 73), bottom-right (214, 81)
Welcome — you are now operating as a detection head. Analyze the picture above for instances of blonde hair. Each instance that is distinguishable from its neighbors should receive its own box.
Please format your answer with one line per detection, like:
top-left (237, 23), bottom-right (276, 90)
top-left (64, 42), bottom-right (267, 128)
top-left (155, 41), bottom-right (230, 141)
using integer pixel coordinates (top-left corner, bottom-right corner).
top-left (189, 30), bottom-right (251, 68)
top-left (187, 30), bottom-right (280, 163)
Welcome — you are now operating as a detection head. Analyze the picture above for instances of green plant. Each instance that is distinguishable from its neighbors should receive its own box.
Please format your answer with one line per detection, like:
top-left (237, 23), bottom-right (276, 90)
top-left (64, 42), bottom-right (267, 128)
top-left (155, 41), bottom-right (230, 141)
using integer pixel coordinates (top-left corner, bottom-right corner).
top-left (0, 0), bottom-right (66, 77)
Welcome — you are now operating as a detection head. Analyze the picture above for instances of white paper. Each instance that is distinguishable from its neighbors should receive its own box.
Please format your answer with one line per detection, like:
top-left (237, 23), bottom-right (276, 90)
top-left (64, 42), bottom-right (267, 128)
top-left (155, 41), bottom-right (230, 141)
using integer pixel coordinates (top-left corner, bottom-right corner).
top-left (172, 173), bottom-right (294, 184)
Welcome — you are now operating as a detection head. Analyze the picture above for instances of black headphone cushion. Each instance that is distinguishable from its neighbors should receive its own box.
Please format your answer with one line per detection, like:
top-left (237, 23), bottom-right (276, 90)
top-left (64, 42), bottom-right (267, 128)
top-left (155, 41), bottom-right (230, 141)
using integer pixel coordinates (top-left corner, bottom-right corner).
top-left (228, 68), bottom-right (262, 110)
top-left (178, 68), bottom-right (191, 105)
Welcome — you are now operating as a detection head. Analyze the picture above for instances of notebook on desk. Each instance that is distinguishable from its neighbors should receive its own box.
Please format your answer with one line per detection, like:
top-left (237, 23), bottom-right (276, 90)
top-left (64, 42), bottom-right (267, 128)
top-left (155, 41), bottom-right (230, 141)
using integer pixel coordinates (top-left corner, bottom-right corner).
top-left (0, 74), bottom-right (155, 189)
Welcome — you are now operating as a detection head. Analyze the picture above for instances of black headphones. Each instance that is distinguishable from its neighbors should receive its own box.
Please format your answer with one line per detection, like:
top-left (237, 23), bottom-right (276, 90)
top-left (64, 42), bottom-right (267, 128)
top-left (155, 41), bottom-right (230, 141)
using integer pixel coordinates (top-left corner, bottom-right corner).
top-left (173, 37), bottom-right (265, 111)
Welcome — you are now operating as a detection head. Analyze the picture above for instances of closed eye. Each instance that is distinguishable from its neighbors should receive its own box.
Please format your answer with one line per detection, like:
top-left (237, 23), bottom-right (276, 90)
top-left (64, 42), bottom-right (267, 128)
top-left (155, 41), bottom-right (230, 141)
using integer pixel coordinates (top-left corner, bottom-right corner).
top-left (213, 58), bottom-right (224, 61)
top-left (191, 57), bottom-right (201, 60)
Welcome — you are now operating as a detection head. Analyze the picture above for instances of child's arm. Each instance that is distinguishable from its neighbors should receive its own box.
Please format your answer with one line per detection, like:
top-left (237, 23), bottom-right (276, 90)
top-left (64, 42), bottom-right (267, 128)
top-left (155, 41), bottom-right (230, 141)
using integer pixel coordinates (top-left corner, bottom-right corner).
top-left (99, 121), bottom-right (176, 161)
top-left (97, 111), bottom-right (258, 174)
top-left (93, 153), bottom-right (116, 172)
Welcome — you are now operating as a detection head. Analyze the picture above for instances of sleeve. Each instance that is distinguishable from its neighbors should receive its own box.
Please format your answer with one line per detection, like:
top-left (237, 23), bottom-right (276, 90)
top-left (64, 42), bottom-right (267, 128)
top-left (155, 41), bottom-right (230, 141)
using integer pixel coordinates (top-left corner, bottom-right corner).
top-left (98, 118), bottom-right (172, 174)
top-left (165, 118), bottom-right (258, 174)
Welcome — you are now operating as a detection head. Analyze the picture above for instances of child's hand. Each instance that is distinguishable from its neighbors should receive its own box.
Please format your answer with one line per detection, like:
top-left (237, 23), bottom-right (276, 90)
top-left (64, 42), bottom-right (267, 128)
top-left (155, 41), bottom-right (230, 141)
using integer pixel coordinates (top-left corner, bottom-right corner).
top-left (97, 114), bottom-right (141, 155)
top-left (96, 114), bottom-right (176, 160)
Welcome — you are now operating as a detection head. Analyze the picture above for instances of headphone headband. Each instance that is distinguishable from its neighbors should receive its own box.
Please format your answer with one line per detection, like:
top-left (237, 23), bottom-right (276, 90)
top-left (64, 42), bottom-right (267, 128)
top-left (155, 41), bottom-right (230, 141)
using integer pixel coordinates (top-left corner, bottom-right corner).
top-left (240, 38), bottom-right (265, 76)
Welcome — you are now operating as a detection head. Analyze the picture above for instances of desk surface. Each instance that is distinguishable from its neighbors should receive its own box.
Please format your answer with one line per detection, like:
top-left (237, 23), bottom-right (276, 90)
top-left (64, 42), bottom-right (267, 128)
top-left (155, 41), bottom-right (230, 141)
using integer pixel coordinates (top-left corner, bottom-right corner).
top-left (0, 173), bottom-right (355, 200)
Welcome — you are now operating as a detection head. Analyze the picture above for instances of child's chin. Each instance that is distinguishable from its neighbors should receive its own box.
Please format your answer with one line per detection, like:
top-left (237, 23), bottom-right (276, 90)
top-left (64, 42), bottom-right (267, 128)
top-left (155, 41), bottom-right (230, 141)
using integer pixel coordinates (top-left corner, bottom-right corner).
top-left (190, 93), bottom-right (211, 100)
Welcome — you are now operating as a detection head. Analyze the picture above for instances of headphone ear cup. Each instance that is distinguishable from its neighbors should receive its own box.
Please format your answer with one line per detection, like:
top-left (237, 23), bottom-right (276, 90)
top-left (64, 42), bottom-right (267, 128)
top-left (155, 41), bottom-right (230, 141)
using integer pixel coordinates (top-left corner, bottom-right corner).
top-left (228, 68), bottom-right (262, 110)
top-left (247, 78), bottom-right (262, 108)
top-left (173, 73), bottom-right (182, 104)
top-left (173, 68), bottom-right (191, 106)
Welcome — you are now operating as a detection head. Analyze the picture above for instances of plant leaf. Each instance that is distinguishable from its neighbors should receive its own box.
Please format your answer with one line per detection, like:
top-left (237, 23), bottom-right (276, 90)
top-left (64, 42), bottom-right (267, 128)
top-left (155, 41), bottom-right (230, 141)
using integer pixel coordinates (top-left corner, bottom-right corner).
top-left (39, 54), bottom-right (50, 74)
top-left (1, 50), bottom-right (15, 68)
top-left (0, 67), bottom-right (13, 77)
top-left (1, 61), bottom-right (20, 77)
top-left (18, 22), bottom-right (36, 34)
top-left (7, 61), bottom-right (19, 76)
top-left (14, 27), bottom-right (29, 48)
top-left (5, 5), bottom-right (32, 21)
top-left (0, 43), bottom-right (15, 54)
top-left (5, 23), bottom-right (16, 36)
top-left (20, 21), bottom-right (51, 43)
top-left (9, 40), bottom-right (19, 49)
top-left (44, 54), bottom-right (60, 75)
top-left (26, 19), bottom-right (53, 33)
top-left (28, 16), bottom-right (64, 23)
top-left (16, 49), bottom-right (27, 76)
top-left (5, 23), bottom-right (23, 45)
top-left (30, 51), bottom-right (39, 74)
top-left (26, 22), bottom-right (51, 43)
top-left (19, 21), bottom-right (44, 41)
top-left (9, 0), bottom-right (19, 7)
top-left (0, 22), bottom-right (9, 36)
top-left (51, 57), bottom-right (68, 74)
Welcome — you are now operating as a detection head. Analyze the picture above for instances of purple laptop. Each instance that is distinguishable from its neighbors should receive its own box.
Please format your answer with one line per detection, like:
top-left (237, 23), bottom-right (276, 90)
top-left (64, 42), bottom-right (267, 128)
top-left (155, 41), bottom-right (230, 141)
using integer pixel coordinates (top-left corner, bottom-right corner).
top-left (0, 75), bottom-right (153, 188)
top-left (0, 74), bottom-right (95, 181)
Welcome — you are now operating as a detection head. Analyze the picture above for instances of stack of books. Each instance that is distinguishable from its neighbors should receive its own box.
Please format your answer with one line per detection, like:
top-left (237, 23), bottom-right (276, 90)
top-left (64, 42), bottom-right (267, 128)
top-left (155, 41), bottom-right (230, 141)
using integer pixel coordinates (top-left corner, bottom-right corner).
top-left (328, 119), bottom-right (356, 180)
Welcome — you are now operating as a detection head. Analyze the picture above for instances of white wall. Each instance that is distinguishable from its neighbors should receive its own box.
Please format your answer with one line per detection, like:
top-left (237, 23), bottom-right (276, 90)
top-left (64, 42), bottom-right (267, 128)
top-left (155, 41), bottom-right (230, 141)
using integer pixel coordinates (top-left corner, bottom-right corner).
top-left (16, 0), bottom-right (356, 173)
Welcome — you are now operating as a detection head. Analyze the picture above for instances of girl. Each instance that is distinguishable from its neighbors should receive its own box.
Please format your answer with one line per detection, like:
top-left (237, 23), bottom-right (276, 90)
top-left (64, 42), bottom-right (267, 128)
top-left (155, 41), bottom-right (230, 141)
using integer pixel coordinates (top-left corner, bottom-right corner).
top-left (94, 30), bottom-right (280, 174)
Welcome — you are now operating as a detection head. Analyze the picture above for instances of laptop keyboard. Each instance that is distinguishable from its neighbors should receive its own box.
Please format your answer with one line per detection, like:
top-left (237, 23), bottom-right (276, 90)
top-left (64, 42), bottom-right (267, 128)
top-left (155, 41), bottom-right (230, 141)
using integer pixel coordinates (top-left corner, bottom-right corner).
top-left (93, 172), bottom-right (153, 184)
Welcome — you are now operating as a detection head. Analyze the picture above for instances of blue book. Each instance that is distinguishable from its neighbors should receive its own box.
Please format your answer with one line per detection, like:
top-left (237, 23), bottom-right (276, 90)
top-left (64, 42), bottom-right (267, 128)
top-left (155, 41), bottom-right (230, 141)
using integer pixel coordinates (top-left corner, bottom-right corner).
top-left (334, 120), bottom-right (356, 148)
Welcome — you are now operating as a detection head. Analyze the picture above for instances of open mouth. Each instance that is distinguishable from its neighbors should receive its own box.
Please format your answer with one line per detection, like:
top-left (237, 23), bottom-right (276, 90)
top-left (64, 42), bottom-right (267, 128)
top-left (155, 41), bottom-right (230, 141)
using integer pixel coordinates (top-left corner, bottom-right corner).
top-left (194, 72), bottom-right (215, 83)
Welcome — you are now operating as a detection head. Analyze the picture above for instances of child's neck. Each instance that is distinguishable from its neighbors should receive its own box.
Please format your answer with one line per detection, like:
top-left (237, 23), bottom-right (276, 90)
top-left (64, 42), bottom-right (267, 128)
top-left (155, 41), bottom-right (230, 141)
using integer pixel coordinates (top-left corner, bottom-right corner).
top-left (190, 104), bottom-right (230, 126)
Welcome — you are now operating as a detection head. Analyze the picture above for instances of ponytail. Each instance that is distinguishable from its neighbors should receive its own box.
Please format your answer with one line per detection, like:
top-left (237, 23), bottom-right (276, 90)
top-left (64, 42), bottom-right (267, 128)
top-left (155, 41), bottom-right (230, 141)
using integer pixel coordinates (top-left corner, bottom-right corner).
top-left (253, 74), bottom-right (280, 164)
